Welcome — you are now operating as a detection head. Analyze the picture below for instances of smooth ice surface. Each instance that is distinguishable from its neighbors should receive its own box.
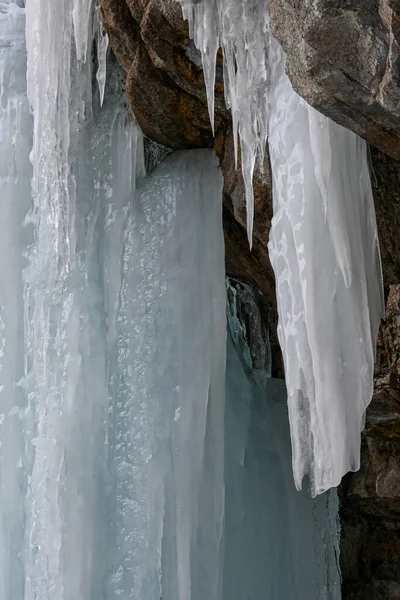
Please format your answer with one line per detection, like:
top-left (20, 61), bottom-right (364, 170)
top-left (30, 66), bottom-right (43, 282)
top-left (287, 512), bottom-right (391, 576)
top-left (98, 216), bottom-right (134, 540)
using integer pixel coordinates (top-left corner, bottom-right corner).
top-left (267, 35), bottom-right (384, 495)
top-left (179, 0), bottom-right (269, 245)
top-left (0, 3), bottom-right (32, 598)
top-left (224, 315), bottom-right (341, 599)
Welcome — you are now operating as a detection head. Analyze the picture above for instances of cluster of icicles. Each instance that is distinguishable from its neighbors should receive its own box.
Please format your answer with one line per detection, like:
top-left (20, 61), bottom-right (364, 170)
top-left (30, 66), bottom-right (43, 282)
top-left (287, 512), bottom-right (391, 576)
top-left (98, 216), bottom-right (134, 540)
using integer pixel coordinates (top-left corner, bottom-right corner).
top-left (179, 0), bottom-right (384, 495)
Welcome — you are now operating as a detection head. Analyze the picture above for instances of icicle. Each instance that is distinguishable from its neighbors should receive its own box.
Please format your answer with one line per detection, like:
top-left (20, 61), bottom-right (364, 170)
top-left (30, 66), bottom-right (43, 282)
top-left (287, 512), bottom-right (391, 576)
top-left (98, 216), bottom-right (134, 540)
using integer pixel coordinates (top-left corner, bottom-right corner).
top-left (72, 0), bottom-right (92, 62)
top-left (95, 1), bottom-right (109, 106)
top-left (179, 0), bottom-right (269, 246)
top-left (0, 4), bottom-right (32, 597)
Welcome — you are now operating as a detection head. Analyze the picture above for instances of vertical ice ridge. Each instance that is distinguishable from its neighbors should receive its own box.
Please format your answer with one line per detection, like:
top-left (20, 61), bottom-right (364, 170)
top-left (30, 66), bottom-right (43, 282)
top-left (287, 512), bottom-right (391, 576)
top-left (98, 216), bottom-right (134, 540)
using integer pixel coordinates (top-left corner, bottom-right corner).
top-left (72, 0), bottom-right (92, 62)
top-left (0, 3), bottom-right (32, 598)
top-left (179, 0), bottom-right (269, 246)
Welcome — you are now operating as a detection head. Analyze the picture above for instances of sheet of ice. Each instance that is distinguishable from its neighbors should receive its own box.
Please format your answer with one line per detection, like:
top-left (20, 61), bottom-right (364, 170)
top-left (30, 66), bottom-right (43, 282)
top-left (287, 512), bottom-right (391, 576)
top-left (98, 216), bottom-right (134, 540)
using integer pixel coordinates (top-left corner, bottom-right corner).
top-left (224, 302), bottom-right (341, 599)
top-left (23, 0), bottom-right (229, 596)
top-left (0, 0), bottom-right (227, 595)
top-left (267, 34), bottom-right (384, 495)
top-left (179, 0), bottom-right (269, 245)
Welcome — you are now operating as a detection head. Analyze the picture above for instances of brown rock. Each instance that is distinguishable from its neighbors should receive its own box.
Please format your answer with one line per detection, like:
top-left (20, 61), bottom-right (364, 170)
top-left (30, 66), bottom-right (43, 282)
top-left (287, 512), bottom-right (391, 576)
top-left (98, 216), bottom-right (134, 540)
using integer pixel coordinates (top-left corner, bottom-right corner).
top-left (268, 0), bottom-right (400, 161)
top-left (101, 0), bottom-right (229, 149)
top-left (341, 286), bottom-right (400, 599)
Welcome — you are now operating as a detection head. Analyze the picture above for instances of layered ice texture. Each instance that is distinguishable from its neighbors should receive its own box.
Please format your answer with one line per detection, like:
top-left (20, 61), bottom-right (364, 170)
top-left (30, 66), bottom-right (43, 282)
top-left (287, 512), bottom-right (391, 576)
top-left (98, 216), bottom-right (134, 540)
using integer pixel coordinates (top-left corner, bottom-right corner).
top-left (3, 2), bottom-right (228, 596)
top-left (179, 0), bottom-right (384, 495)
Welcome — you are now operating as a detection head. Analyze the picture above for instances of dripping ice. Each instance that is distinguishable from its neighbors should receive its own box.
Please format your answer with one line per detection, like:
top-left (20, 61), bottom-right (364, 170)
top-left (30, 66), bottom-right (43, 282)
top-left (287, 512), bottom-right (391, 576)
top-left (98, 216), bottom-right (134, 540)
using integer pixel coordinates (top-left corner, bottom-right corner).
top-left (180, 0), bottom-right (270, 246)
top-left (180, 0), bottom-right (384, 494)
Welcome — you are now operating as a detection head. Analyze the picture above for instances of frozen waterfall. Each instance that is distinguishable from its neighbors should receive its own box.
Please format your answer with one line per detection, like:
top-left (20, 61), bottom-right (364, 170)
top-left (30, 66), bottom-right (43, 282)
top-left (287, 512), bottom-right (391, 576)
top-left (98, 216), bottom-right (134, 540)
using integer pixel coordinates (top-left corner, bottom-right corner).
top-left (180, 0), bottom-right (383, 495)
top-left (1, 0), bottom-right (342, 597)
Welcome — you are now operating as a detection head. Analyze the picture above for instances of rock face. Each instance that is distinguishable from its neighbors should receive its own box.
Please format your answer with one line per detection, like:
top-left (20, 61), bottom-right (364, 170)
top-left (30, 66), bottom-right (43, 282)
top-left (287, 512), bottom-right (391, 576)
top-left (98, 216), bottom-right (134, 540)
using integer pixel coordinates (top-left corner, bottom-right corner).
top-left (100, 0), bottom-right (400, 596)
top-left (268, 0), bottom-right (400, 161)
top-left (340, 285), bottom-right (400, 600)
top-left (101, 0), bottom-right (228, 149)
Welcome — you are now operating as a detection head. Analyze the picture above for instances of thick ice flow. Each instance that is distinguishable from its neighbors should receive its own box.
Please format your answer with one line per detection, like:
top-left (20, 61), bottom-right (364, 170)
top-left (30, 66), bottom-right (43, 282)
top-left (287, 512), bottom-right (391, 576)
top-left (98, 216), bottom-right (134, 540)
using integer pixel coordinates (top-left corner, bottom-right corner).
top-left (106, 150), bottom-right (226, 600)
top-left (179, 0), bottom-right (269, 245)
top-left (267, 35), bottom-right (384, 495)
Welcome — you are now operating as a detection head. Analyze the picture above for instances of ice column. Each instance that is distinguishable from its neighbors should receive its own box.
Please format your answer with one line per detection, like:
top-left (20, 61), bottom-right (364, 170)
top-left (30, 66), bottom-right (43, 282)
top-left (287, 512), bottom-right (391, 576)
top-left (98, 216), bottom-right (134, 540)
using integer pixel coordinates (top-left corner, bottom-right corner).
top-left (106, 150), bottom-right (226, 600)
top-left (0, 3), bottom-right (32, 598)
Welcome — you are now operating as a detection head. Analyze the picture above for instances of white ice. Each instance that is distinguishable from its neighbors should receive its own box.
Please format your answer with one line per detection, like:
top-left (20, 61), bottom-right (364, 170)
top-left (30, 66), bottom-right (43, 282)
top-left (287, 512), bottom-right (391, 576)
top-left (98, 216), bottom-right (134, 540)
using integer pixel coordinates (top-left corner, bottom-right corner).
top-left (5, 2), bottom-right (228, 598)
top-left (179, 0), bottom-right (269, 246)
top-left (0, 2), bottom-right (32, 597)
top-left (267, 34), bottom-right (384, 495)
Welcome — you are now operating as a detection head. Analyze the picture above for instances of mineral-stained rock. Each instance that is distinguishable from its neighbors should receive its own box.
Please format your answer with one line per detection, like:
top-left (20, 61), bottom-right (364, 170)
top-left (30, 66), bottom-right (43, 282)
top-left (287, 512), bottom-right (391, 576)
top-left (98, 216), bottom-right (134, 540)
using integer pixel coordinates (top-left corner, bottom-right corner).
top-left (268, 0), bottom-right (400, 161)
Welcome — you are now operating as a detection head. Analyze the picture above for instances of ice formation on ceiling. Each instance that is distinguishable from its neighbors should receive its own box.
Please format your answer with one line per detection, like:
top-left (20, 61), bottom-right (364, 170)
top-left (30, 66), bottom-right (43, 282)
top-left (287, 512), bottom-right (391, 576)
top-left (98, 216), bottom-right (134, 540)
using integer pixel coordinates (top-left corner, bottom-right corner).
top-left (179, 0), bottom-right (384, 494)
top-left (180, 0), bottom-right (269, 246)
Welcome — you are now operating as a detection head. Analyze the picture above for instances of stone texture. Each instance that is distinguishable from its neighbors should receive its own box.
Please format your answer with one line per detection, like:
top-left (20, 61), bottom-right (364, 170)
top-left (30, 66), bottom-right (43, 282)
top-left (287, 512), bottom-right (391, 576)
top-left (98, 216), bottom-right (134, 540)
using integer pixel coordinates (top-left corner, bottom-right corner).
top-left (101, 0), bottom-right (229, 149)
top-left (341, 286), bottom-right (400, 599)
top-left (371, 147), bottom-right (400, 287)
top-left (268, 0), bottom-right (400, 161)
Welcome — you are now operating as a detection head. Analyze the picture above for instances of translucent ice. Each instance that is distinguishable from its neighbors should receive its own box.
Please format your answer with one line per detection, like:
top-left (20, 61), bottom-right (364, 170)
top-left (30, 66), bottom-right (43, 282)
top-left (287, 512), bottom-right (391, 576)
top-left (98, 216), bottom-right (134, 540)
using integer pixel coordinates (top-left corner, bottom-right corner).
top-left (94, 1), bottom-right (109, 106)
top-left (267, 34), bottom-right (384, 495)
top-left (224, 304), bottom-right (341, 599)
